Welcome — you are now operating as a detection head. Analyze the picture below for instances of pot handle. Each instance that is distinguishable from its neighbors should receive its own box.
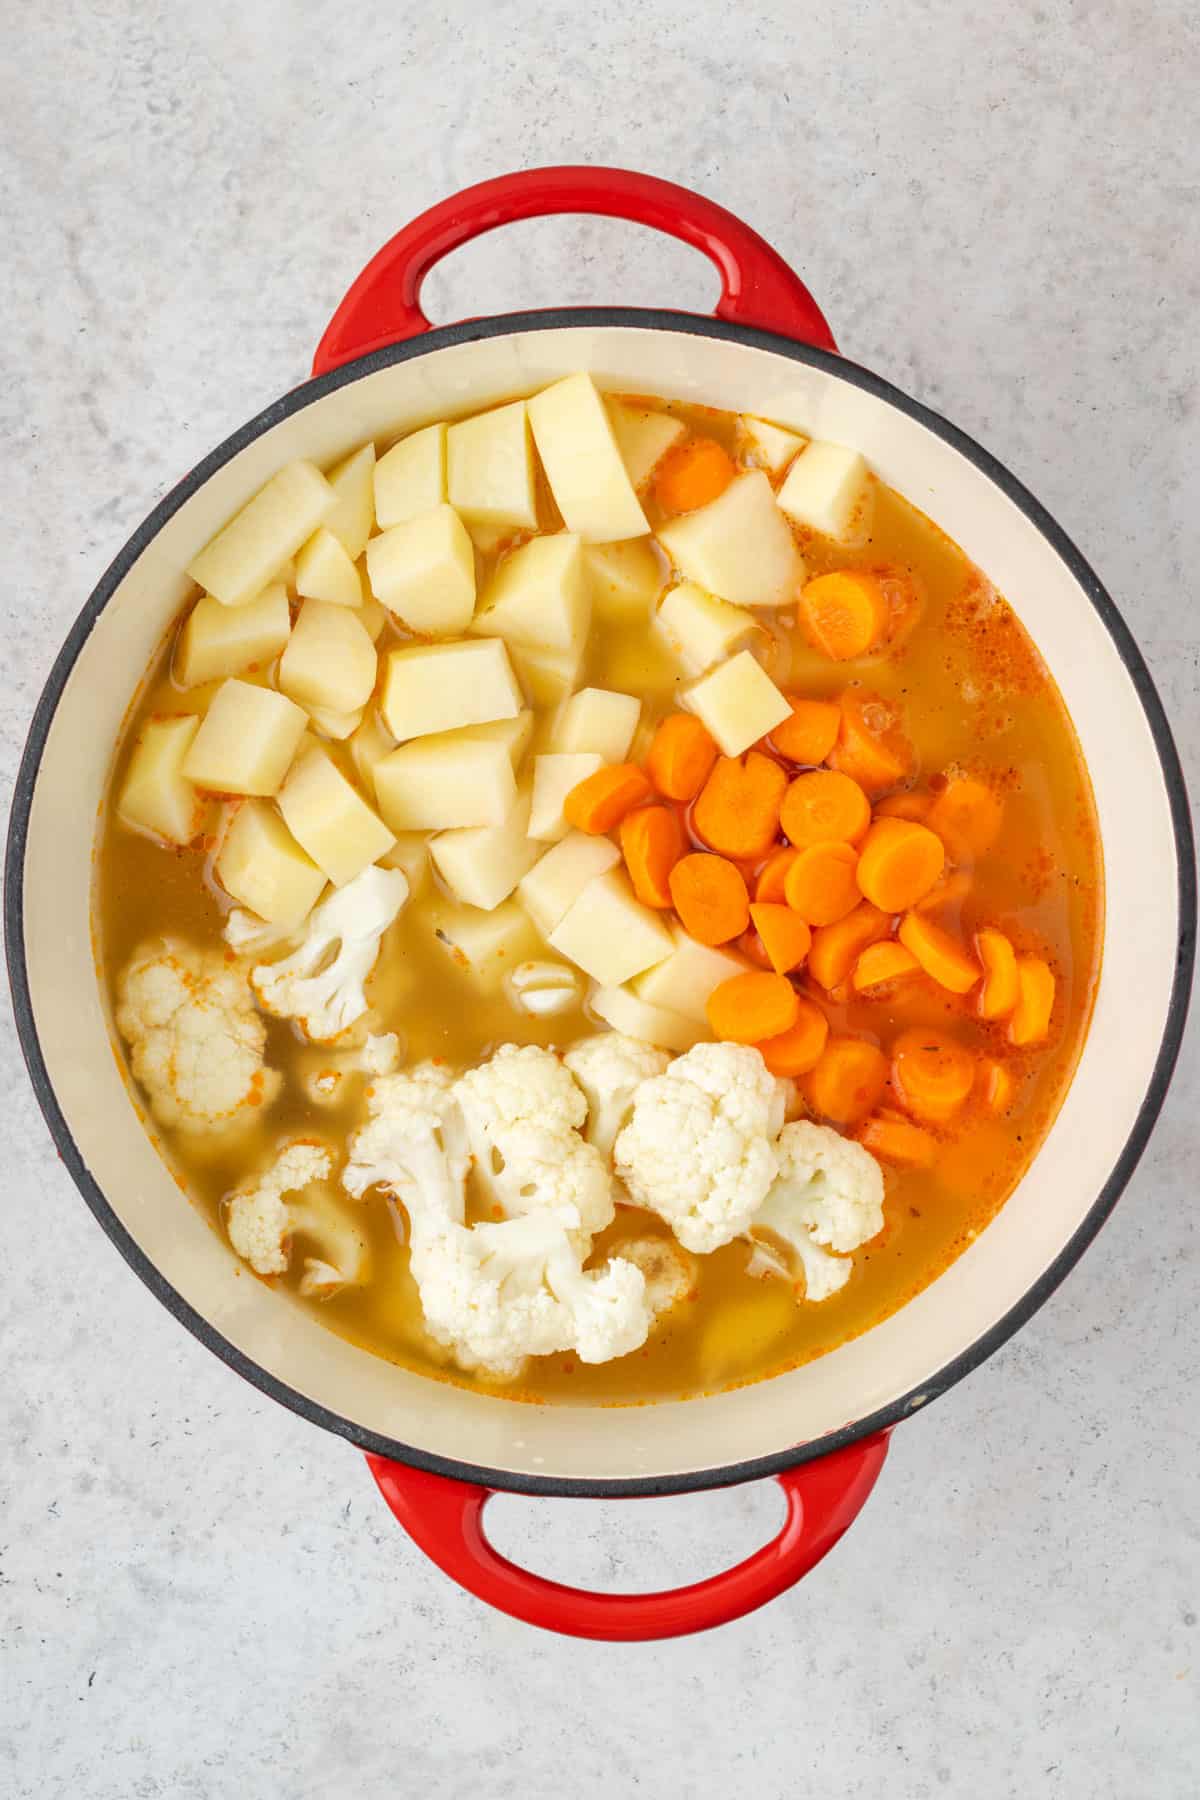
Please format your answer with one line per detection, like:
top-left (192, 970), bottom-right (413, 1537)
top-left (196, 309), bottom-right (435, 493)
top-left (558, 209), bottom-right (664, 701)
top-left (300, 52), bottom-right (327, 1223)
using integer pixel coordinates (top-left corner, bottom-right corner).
top-left (365, 1431), bottom-right (888, 1641)
top-left (312, 166), bottom-right (837, 375)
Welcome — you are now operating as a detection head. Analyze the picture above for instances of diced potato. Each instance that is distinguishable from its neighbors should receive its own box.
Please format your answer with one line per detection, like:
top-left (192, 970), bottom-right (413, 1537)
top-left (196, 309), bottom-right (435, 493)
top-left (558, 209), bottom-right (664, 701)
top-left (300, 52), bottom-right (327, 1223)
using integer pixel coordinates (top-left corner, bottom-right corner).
top-left (118, 715), bottom-right (203, 844)
top-left (378, 831), bottom-right (430, 893)
top-left (295, 527), bottom-right (366, 608)
top-left (358, 590), bottom-right (389, 640)
top-left (306, 703), bottom-right (363, 741)
top-left (590, 984), bottom-right (708, 1053)
top-left (446, 400), bottom-right (537, 529)
top-left (548, 870), bottom-right (675, 986)
top-left (682, 650), bottom-right (791, 757)
top-left (593, 629), bottom-right (681, 704)
top-left (508, 640), bottom-right (584, 707)
top-left (182, 679), bottom-right (308, 796)
top-left (698, 1280), bottom-right (797, 1383)
top-left (606, 399), bottom-right (687, 490)
top-left (374, 423), bottom-right (447, 528)
top-left (516, 831), bottom-right (622, 935)
top-left (528, 752), bottom-right (604, 843)
top-left (374, 732), bottom-right (517, 831)
top-left (528, 373), bottom-right (649, 542)
top-left (430, 791), bottom-right (540, 911)
top-left (470, 532), bottom-right (590, 654)
top-left (365, 506), bottom-right (476, 636)
top-left (277, 744), bottom-right (395, 886)
top-left (424, 896), bottom-right (541, 991)
top-left (634, 927), bottom-right (748, 1022)
top-left (738, 416), bottom-right (808, 476)
top-left (658, 471), bottom-right (805, 609)
top-left (278, 599), bottom-right (377, 714)
top-left (551, 687), bottom-right (640, 761)
top-left (777, 440), bottom-right (872, 542)
top-left (349, 710), bottom-right (397, 789)
top-left (655, 581), bottom-right (760, 676)
top-left (215, 800), bottom-right (325, 925)
top-left (380, 637), bottom-right (522, 741)
top-left (461, 710), bottom-right (535, 769)
top-left (174, 584), bottom-right (291, 689)
top-left (322, 443), bottom-right (376, 560)
top-left (466, 520), bottom-right (524, 556)
top-left (187, 461), bottom-right (335, 608)
top-left (583, 539), bottom-right (664, 623)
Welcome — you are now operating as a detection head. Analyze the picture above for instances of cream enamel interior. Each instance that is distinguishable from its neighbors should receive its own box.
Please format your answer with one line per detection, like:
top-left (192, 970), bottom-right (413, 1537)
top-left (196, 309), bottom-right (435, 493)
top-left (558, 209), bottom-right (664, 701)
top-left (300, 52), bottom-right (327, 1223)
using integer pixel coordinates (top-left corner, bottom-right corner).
top-left (18, 324), bottom-right (1179, 1484)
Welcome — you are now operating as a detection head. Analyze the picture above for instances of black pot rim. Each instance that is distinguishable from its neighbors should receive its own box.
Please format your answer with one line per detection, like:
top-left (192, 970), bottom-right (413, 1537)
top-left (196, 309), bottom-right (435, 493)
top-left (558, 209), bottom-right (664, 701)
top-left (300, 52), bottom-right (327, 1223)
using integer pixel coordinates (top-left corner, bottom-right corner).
top-left (5, 307), bottom-right (1195, 1499)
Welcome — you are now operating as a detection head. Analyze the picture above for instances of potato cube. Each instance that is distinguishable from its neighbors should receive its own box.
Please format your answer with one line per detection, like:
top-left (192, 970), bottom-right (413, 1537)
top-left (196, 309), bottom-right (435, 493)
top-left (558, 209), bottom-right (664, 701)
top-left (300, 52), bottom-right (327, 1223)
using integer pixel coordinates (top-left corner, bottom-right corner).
top-left (277, 744), bottom-right (395, 886)
top-left (380, 638), bottom-right (522, 741)
top-left (590, 984), bottom-right (708, 1053)
top-left (357, 591), bottom-right (389, 641)
top-left (187, 461), bottom-right (335, 608)
top-left (295, 527), bottom-right (366, 609)
top-left (583, 539), bottom-right (664, 623)
top-left (548, 870), bottom-right (674, 986)
top-left (378, 832), bottom-right (430, 893)
top-left (322, 442), bottom-right (376, 560)
top-left (365, 506), bottom-right (476, 635)
top-left (508, 640), bottom-right (585, 707)
top-left (606, 399), bottom-right (686, 490)
top-left (516, 831), bottom-right (621, 935)
top-left (374, 733), bottom-right (517, 831)
top-left (174, 584), bottom-right (291, 689)
top-left (737, 416), bottom-right (808, 476)
top-left (634, 927), bottom-right (748, 1022)
top-left (215, 801), bottom-right (325, 925)
top-left (306, 703), bottom-right (363, 741)
top-left (279, 599), bottom-right (377, 714)
top-left (424, 896), bottom-right (541, 991)
top-left (777, 440), bottom-right (872, 542)
top-left (349, 710), bottom-right (397, 790)
top-left (374, 423), bottom-right (446, 528)
top-left (655, 581), bottom-right (760, 676)
top-left (182, 679), bottom-right (308, 796)
top-left (551, 687), bottom-right (640, 761)
top-left (682, 650), bottom-right (791, 756)
top-left (470, 532), bottom-right (590, 654)
top-left (430, 791), bottom-right (540, 911)
top-left (118, 715), bottom-right (203, 844)
top-left (658, 471), bottom-right (805, 609)
top-left (461, 711), bottom-right (535, 769)
top-left (466, 520), bottom-right (519, 557)
top-left (528, 752), bottom-right (604, 843)
top-left (528, 373), bottom-right (649, 542)
top-left (447, 400), bottom-right (537, 529)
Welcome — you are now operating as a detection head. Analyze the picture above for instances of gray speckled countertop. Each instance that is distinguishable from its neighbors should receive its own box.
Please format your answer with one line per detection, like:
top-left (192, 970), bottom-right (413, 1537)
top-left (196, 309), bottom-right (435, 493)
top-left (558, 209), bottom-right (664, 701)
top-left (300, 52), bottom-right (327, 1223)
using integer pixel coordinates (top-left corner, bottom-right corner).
top-left (2, 4), bottom-right (1198, 1795)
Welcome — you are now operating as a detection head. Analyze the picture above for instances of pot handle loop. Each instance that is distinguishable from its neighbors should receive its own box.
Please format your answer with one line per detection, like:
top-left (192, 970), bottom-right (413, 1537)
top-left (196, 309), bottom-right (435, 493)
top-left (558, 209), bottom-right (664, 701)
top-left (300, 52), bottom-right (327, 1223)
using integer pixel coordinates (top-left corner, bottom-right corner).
top-left (365, 1432), bottom-right (888, 1641)
top-left (313, 165), bottom-right (837, 375)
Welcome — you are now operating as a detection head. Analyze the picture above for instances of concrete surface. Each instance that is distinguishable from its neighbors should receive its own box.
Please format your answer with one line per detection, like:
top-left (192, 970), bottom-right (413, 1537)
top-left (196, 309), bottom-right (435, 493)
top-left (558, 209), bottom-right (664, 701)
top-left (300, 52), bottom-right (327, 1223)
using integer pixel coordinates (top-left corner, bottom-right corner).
top-left (2, 2), bottom-right (1197, 1796)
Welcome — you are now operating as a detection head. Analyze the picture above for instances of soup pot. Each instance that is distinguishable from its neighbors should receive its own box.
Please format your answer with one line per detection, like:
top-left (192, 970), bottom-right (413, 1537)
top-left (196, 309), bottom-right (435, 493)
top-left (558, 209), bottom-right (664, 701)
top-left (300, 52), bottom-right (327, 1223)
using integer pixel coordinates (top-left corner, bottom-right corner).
top-left (6, 167), bottom-right (1193, 1641)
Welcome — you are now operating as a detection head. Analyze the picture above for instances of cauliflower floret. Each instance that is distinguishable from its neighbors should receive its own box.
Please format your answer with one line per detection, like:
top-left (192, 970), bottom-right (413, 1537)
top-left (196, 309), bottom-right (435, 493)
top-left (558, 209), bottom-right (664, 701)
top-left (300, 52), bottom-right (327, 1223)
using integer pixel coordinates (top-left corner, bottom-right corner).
top-left (456, 1043), bottom-right (587, 1136)
top-left (563, 1032), bottom-right (671, 1155)
top-left (225, 1139), bottom-right (367, 1297)
top-left (614, 1042), bottom-right (790, 1254)
top-left (223, 909), bottom-right (297, 955)
top-left (506, 960), bottom-right (582, 1016)
top-left (300, 1032), bottom-right (401, 1107)
top-left (342, 1063), bottom-right (470, 1234)
top-left (617, 1235), bottom-right (698, 1318)
top-left (252, 865), bottom-right (408, 1042)
top-left (749, 1120), bottom-right (885, 1301)
top-left (115, 939), bottom-right (281, 1134)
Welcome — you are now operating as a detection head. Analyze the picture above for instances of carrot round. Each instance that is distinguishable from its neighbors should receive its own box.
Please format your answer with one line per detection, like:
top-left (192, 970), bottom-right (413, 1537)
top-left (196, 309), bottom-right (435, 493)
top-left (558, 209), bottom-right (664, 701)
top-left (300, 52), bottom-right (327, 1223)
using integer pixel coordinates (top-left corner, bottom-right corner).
top-left (852, 939), bottom-right (920, 992)
top-left (976, 926), bottom-right (1018, 1020)
top-left (927, 775), bottom-right (1003, 863)
top-left (798, 569), bottom-right (889, 662)
top-left (855, 818), bottom-right (946, 913)
top-left (693, 751), bottom-right (787, 861)
top-left (654, 437), bottom-right (736, 515)
top-left (1009, 955), bottom-right (1055, 1046)
top-left (748, 903), bottom-right (812, 975)
top-left (915, 869), bottom-right (972, 915)
top-left (828, 689), bottom-right (914, 795)
top-left (891, 1027), bottom-right (976, 1125)
top-left (620, 805), bottom-right (685, 908)
top-left (805, 1036), bottom-right (888, 1126)
top-left (783, 840), bottom-right (861, 925)
top-left (754, 846), bottom-right (799, 904)
top-left (564, 762), bottom-right (653, 835)
top-left (857, 1110), bottom-right (937, 1169)
top-left (669, 852), bottom-right (750, 946)
top-left (769, 696), bottom-right (842, 765)
top-left (874, 790), bottom-right (932, 823)
top-left (976, 1057), bottom-right (1014, 1113)
top-left (808, 901), bottom-right (892, 992)
top-left (707, 971), bottom-right (799, 1044)
top-left (646, 713), bottom-right (718, 802)
top-left (898, 911), bottom-right (981, 994)
top-left (756, 996), bottom-right (829, 1076)
top-left (780, 768), bottom-right (870, 849)
top-left (738, 926), bottom-right (774, 969)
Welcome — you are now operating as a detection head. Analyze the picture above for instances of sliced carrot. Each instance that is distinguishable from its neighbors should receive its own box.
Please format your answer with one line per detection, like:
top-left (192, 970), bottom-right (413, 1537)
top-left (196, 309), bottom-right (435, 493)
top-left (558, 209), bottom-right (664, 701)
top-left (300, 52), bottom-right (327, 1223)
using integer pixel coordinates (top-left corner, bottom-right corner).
top-left (756, 996), bottom-right (829, 1076)
top-left (857, 1110), bottom-right (938, 1169)
top-left (668, 852), bottom-right (750, 946)
top-left (805, 1036), bottom-right (888, 1126)
top-left (927, 775), bottom-right (1003, 863)
top-left (693, 751), bottom-right (787, 861)
top-left (707, 971), bottom-right (799, 1044)
top-left (654, 437), bottom-right (736, 514)
top-left (646, 714), bottom-right (719, 803)
top-left (754, 847), bottom-right (799, 904)
top-left (874, 790), bottom-right (932, 823)
top-left (828, 689), bottom-right (914, 795)
top-left (915, 869), bottom-right (972, 915)
top-left (620, 805), bottom-right (685, 909)
top-left (808, 901), bottom-right (892, 991)
top-left (975, 1057), bottom-right (1014, 1113)
top-left (564, 763), bottom-right (653, 834)
top-left (783, 841), bottom-right (861, 925)
top-left (1009, 955), bottom-right (1055, 1046)
top-left (768, 696), bottom-right (842, 765)
top-left (976, 926), bottom-right (1019, 1020)
top-left (749, 903), bottom-right (812, 975)
top-left (797, 569), bottom-right (889, 661)
top-left (738, 926), bottom-right (774, 969)
top-left (890, 1027), bottom-right (976, 1126)
top-left (852, 940), bottom-right (921, 993)
top-left (780, 768), bottom-right (870, 849)
top-left (855, 818), bottom-right (946, 913)
top-left (898, 911), bottom-right (981, 994)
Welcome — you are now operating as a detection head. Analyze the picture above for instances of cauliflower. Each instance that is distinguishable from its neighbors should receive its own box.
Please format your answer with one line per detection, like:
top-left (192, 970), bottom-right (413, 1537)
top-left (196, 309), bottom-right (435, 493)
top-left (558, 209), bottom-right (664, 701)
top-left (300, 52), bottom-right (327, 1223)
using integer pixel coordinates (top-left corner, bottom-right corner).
top-left (563, 1032), bottom-right (671, 1155)
top-left (506, 960), bottom-right (582, 1016)
top-left (252, 865), bottom-right (408, 1042)
top-left (749, 1121), bottom-right (885, 1301)
top-left (223, 909), bottom-right (297, 955)
top-left (115, 939), bottom-right (281, 1134)
top-left (225, 1140), bottom-right (367, 1297)
top-left (342, 1063), bottom-right (470, 1234)
top-left (300, 1032), bottom-right (401, 1107)
top-left (617, 1235), bottom-right (698, 1318)
top-left (614, 1042), bottom-right (790, 1254)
